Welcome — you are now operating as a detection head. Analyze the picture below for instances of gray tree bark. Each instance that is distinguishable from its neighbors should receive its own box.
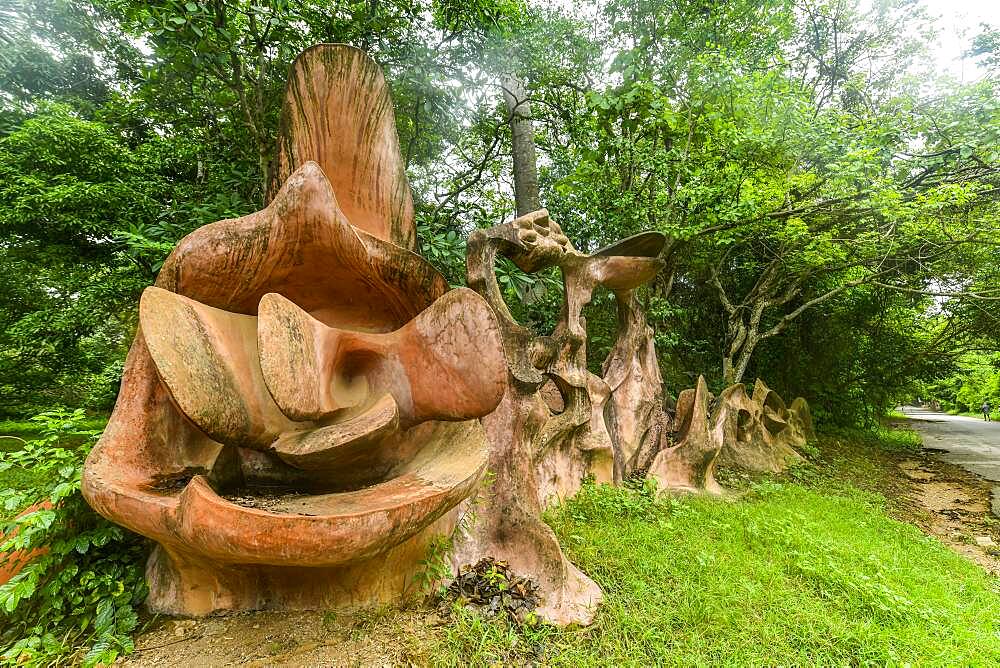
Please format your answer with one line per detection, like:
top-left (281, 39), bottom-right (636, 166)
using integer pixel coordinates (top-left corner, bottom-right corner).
top-left (501, 73), bottom-right (540, 216)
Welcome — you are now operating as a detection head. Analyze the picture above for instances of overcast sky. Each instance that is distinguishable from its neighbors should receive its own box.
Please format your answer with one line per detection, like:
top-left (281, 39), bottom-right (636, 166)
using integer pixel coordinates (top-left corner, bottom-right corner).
top-left (918, 0), bottom-right (999, 80)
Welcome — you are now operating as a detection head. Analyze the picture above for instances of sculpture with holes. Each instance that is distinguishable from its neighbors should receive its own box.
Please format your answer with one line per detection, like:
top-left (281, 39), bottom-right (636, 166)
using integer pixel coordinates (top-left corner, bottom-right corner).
top-left (453, 209), bottom-right (670, 625)
top-left (81, 43), bottom-right (814, 626)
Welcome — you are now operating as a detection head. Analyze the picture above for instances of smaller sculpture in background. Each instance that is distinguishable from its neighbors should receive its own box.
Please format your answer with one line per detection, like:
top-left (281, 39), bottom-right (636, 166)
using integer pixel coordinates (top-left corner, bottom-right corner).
top-left (455, 209), bottom-right (665, 626)
top-left (645, 376), bottom-right (726, 494)
top-left (714, 379), bottom-right (812, 473)
top-left (643, 375), bottom-right (815, 488)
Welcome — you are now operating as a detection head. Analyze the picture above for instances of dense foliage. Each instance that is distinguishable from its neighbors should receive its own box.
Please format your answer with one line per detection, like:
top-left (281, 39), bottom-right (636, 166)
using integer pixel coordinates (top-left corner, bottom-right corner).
top-left (926, 352), bottom-right (1000, 414)
top-left (0, 410), bottom-right (146, 666)
top-left (0, 0), bottom-right (996, 421)
top-left (1, 0), bottom-right (993, 425)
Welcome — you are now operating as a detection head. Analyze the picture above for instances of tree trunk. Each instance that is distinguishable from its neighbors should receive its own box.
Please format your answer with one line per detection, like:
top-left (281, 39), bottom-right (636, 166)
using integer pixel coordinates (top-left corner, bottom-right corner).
top-left (722, 355), bottom-right (737, 386)
top-left (501, 73), bottom-right (540, 216)
top-left (722, 330), bottom-right (758, 385)
top-left (259, 147), bottom-right (271, 201)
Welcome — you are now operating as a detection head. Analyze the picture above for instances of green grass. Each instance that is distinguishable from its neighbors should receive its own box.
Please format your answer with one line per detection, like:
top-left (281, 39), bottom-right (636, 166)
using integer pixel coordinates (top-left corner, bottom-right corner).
top-left (948, 409), bottom-right (996, 420)
top-left (0, 416), bottom-right (107, 445)
top-left (430, 432), bottom-right (1000, 666)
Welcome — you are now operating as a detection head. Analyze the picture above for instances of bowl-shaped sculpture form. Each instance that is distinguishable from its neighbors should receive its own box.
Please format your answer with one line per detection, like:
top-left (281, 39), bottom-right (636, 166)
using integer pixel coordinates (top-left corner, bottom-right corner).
top-left (81, 45), bottom-right (507, 615)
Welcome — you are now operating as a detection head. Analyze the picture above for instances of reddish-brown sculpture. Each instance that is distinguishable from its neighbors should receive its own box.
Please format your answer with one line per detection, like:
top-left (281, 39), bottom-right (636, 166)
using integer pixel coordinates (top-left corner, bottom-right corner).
top-left (599, 283), bottom-right (726, 494)
top-left (602, 288), bottom-right (668, 481)
top-left (269, 44), bottom-right (417, 250)
top-left (714, 379), bottom-right (809, 473)
top-left (645, 376), bottom-right (725, 494)
top-left (643, 377), bottom-right (813, 485)
top-left (79, 42), bottom-right (818, 627)
top-left (454, 209), bottom-right (665, 625)
top-left (82, 46), bottom-right (507, 616)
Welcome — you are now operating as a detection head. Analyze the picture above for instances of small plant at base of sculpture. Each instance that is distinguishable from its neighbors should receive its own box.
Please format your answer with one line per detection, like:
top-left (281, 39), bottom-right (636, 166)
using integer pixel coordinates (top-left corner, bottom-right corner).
top-left (441, 557), bottom-right (541, 625)
top-left (0, 410), bottom-right (147, 667)
top-left (413, 534), bottom-right (455, 599)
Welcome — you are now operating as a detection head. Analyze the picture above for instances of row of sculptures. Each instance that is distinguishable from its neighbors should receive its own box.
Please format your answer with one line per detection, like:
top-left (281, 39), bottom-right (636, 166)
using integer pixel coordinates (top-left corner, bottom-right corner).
top-left (81, 45), bottom-right (813, 627)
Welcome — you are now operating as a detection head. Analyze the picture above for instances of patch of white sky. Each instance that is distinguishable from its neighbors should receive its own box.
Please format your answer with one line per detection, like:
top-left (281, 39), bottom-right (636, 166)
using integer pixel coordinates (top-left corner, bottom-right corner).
top-left (910, 0), bottom-right (999, 82)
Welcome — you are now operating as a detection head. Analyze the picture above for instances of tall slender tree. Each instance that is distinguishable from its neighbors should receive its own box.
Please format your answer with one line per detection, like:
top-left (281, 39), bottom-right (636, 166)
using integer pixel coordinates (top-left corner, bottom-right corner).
top-left (502, 72), bottom-right (540, 216)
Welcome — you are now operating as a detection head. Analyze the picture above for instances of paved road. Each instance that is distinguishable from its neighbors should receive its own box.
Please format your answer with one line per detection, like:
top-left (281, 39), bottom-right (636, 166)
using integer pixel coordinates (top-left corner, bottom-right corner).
top-left (901, 406), bottom-right (1000, 515)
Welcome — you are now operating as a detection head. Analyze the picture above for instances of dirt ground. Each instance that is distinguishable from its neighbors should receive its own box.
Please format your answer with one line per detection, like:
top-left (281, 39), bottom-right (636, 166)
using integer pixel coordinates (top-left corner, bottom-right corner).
top-left (118, 608), bottom-right (445, 668)
top-left (890, 450), bottom-right (1000, 575)
top-left (118, 432), bottom-right (1000, 667)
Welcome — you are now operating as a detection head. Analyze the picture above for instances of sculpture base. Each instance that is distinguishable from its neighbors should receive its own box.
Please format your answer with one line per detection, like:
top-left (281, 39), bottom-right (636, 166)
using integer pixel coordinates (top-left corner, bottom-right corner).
top-left (451, 502), bottom-right (601, 627)
top-left (145, 515), bottom-right (454, 616)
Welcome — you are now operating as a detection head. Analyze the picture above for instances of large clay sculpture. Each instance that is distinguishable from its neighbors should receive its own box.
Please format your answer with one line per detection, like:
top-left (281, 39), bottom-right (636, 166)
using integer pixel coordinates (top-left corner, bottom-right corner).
top-left (80, 42), bottom-right (818, 627)
top-left (82, 45), bottom-right (507, 615)
top-left (453, 209), bottom-right (665, 625)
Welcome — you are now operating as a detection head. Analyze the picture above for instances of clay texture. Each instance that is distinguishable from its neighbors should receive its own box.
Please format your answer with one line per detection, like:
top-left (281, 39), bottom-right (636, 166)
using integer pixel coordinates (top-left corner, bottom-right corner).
top-left (79, 42), bottom-right (817, 627)
top-left (645, 376), bottom-right (725, 494)
top-left (455, 209), bottom-right (666, 625)
top-left (82, 46), bottom-right (506, 616)
top-left (714, 379), bottom-right (810, 473)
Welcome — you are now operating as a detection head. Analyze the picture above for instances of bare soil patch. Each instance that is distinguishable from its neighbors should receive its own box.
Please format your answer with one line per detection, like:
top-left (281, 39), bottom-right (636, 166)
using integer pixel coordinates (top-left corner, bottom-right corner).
top-left (119, 608), bottom-right (443, 668)
top-left (891, 452), bottom-right (1000, 574)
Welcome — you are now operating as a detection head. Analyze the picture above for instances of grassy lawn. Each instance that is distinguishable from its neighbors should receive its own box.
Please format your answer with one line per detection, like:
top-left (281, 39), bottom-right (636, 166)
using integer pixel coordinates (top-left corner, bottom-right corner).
top-left (8, 419), bottom-right (1000, 666)
top-left (0, 416), bottom-right (108, 447)
top-left (948, 409), bottom-right (996, 420)
top-left (429, 430), bottom-right (1000, 666)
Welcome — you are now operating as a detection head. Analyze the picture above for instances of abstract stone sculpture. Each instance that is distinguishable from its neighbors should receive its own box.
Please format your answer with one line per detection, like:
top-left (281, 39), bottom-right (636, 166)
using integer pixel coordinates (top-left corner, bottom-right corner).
top-left (783, 397), bottom-right (816, 447)
top-left (642, 376), bottom-right (814, 487)
top-left (80, 42), bottom-right (819, 627)
top-left (602, 288), bottom-right (668, 482)
top-left (645, 376), bottom-right (725, 494)
top-left (454, 209), bottom-right (665, 625)
top-left (268, 44), bottom-right (417, 250)
top-left (714, 379), bottom-right (809, 473)
top-left (82, 46), bottom-right (507, 616)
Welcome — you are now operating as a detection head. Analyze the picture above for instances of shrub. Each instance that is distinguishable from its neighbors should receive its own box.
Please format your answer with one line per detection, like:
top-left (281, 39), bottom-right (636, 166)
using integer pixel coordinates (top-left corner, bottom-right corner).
top-left (0, 409), bottom-right (147, 667)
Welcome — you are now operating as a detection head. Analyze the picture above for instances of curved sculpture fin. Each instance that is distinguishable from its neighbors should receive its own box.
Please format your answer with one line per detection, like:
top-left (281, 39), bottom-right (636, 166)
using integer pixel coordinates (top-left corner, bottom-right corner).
top-left (270, 44), bottom-right (416, 250)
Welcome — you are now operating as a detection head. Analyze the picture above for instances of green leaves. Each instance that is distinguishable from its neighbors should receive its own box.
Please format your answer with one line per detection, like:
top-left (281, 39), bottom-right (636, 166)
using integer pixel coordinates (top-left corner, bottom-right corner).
top-left (0, 410), bottom-right (147, 666)
top-left (0, 573), bottom-right (36, 613)
top-left (417, 222), bottom-right (467, 287)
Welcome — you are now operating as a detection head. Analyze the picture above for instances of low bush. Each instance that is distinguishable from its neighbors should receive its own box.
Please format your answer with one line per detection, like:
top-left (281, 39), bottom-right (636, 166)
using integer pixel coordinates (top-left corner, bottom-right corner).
top-left (0, 410), bottom-right (146, 667)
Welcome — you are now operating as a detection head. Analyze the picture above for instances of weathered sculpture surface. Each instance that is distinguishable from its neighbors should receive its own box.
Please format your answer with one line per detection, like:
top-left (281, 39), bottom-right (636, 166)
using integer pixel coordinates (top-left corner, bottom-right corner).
top-left (81, 43), bottom-right (816, 627)
top-left (82, 45), bottom-right (507, 615)
top-left (452, 210), bottom-right (666, 625)
top-left (715, 379), bottom-right (810, 473)
top-left (645, 376), bottom-right (725, 494)
top-left (641, 377), bottom-right (813, 485)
